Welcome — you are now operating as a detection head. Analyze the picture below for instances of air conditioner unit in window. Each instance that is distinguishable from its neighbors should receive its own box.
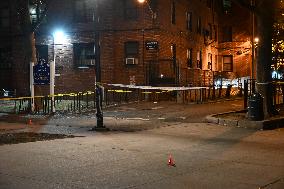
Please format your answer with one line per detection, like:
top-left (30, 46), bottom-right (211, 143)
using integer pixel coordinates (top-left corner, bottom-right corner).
top-left (84, 59), bottom-right (95, 66)
top-left (125, 58), bottom-right (138, 65)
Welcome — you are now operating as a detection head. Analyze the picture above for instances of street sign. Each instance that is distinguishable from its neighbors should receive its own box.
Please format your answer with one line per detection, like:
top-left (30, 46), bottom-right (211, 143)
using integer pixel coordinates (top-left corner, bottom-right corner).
top-left (145, 41), bottom-right (159, 50)
top-left (33, 59), bottom-right (50, 85)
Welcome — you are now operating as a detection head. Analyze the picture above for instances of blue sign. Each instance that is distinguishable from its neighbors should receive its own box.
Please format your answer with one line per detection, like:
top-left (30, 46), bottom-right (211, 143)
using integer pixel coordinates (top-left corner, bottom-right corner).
top-left (33, 59), bottom-right (50, 85)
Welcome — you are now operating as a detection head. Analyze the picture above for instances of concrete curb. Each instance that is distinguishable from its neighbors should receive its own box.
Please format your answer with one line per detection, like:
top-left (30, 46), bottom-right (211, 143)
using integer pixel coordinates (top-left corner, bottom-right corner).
top-left (206, 110), bottom-right (284, 130)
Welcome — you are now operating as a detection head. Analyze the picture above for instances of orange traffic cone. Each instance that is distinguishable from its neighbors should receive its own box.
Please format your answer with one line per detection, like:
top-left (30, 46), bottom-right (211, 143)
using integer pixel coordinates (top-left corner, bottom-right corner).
top-left (168, 154), bottom-right (176, 167)
top-left (28, 119), bottom-right (33, 125)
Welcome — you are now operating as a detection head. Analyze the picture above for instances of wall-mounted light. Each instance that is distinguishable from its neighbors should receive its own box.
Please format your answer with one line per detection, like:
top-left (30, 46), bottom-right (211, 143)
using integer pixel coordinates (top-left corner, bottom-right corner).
top-left (254, 37), bottom-right (259, 44)
top-left (137, 0), bottom-right (146, 3)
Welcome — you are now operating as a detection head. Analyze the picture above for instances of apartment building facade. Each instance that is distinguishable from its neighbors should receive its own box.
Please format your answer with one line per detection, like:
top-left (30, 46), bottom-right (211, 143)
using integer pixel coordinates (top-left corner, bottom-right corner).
top-left (0, 0), bottom-right (253, 96)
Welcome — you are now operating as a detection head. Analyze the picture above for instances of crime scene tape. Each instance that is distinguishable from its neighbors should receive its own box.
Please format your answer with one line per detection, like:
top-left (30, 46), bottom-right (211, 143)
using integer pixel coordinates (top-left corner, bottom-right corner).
top-left (0, 83), bottom-right (211, 101)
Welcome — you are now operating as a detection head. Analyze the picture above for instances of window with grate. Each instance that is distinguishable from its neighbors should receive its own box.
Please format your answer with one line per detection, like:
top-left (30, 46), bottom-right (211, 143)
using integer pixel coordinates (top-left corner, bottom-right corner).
top-left (223, 55), bottom-right (233, 72)
top-left (73, 43), bottom-right (95, 68)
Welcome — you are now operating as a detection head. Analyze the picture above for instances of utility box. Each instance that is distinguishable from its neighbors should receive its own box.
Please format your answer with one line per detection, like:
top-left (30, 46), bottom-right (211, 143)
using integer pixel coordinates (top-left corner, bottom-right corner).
top-left (247, 93), bottom-right (264, 121)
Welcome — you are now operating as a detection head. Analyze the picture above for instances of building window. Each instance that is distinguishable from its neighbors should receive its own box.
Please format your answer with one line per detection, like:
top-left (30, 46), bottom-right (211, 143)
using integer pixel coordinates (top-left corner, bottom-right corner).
top-left (222, 26), bottom-right (232, 42)
top-left (36, 45), bottom-right (48, 63)
top-left (187, 48), bottom-right (193, 68)
top-left (149, 0), bottom-right (158, 12)
top-left (223, 0), bottom-right (232, 14)
top-left (197, 50), bottom-right (202, 69)
top-left (124, 0), bottom-right (138, 20)
top-left (74, 0), bottom-right (94, 23)
top-left (223, 55), bottom-right (233, 72)
top-left (186, 12), bottom-right (192, 31)
top-left (0, 8), bottom-right (9, 29)
top-left (0, 47), bottom-right (12, 70)
top-left (207, 0), bottom-right (213, 8)
top-left (208, 24), bottom-right (213, 40)
top-left (197, 16), bottom-right (202, 34)
top-left (29, 0), bottom-right (47, 25)
top-left (125, 41), bottom-right (139, 58)
top-left (171, 1), bottom-right (176, 25)
top-left (213, 25), bottom-right (217, 41)
top-left (73, 43), bottom-right (95, 68)
top-left (208, 53), bottom-right (212, 70)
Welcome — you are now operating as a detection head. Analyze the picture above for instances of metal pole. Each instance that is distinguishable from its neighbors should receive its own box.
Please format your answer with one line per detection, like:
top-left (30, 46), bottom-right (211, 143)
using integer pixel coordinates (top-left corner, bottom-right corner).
top-left (251, 0), bottom-right (255, 80)
top-left (30, 61), bottom-right (35, 112)
top-left (142, 3), bottom-right (146, 85)
top-left (93, 0), bottom-right (104, 129)
top-left (50, 36), bottom-right (55, 113)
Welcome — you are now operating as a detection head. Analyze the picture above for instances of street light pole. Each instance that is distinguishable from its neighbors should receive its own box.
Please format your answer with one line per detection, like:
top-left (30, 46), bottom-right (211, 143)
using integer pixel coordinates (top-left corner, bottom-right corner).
top-left (251, 0), bottom-right (255, 80)
top-left (93, 0), bottom-right (104, 129)
top-left (50, 35), bottom-right (55, 113)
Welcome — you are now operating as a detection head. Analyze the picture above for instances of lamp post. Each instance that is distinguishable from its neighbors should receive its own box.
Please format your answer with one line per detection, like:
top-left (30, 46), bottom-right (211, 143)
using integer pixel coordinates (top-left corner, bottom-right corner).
top-left (51, 30), bottom-right (66, 113)
top-left (251, 0), bottom-right (255, 80)
top-left (137, 0), bottom-right (156, 85)
top-left (138, 0), bottom-right (146, 85)
top-left (93, 0), bottom-right (105, 129)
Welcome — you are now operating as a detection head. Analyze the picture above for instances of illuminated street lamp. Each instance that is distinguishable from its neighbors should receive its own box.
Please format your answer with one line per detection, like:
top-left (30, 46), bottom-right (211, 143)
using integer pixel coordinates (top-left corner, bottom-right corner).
top-left (51, 29), bottom-right (66, 113)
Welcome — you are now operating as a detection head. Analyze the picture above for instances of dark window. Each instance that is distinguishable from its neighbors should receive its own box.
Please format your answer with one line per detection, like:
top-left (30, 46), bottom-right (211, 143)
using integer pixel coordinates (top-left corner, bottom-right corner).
top-left (171, 1), bottom-right (176, 25)
top-left (223, 0), bottom-right (232, 14)
top-left (149, 0), bottom-right (157, 12)
top-left (197, 50), bottom-right (202, 69)
top-left (29, 0), bottom-right (47, 25)
top-left (207, 0), bottom-right (213, 8)
top-left (208, 53), bottom-right (212, 70)
top-left (0, 47), bottom-right (12, 70)
top-left (124, 0), bottom-right (138, 20)
top-left (208, 24), bottom-right (213, 40)
top-left (74, 0), bottom-right (94, 23)
top-left (0, 8), bottom-right (10, 29)
top-left (187, 48), bottom-right (193, 68)
top-left (213, 25), bottom-right (217, 41)
top-left (125, 41), bottom-right (139, 57)
top-left (186, 12), bottom-right (192, 31)
top-left (73, 43), bottom-right (95, 67)
top-left (197, 16), bottom-right (202, 34)
top-left (223, 55), bottom-right (233, 72)
top-left (36, 45), bottom-right (48, 63)
top-left (222, 26), bottom-right (232, 42)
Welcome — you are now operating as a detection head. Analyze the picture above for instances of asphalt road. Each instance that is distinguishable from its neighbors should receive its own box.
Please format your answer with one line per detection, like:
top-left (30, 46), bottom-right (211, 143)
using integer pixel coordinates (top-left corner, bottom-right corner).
top-left (1, 99), bottom-right (284, 189)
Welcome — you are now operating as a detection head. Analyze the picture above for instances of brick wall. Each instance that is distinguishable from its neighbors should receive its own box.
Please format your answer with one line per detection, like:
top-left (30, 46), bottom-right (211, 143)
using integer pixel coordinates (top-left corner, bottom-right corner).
top-left (0, 0), bottom-right (254, 96)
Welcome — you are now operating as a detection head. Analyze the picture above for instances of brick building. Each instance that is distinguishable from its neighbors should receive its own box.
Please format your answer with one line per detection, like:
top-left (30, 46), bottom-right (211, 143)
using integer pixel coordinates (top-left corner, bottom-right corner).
top-left (0, 0), bottom-right (253, 96)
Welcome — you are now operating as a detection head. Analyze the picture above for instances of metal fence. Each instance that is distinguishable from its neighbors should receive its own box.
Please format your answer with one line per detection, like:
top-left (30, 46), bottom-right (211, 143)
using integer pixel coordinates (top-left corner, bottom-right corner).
top-left (0, 84), bottom-right (243, 115)
top-left (244, 79), bottom-right (284, 111)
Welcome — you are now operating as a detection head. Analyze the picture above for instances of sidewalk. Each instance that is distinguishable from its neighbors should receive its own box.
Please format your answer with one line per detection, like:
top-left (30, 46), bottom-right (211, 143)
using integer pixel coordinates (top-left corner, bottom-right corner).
top-left (1, 100), bottom-right (284, 134)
